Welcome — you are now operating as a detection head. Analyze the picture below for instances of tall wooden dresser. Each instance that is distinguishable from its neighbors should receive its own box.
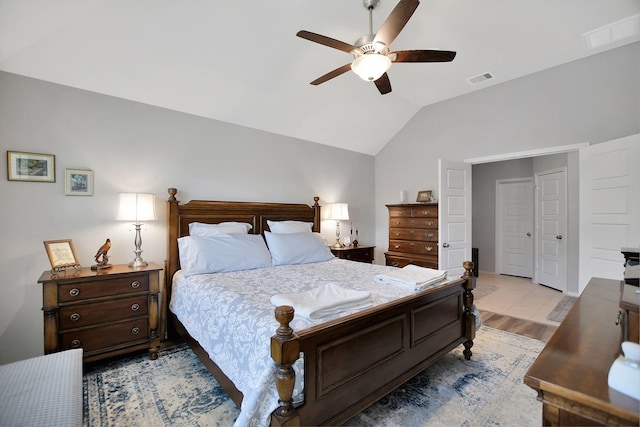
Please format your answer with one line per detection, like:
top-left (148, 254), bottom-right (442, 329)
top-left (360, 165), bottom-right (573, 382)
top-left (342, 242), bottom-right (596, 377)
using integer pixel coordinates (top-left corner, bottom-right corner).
top-left (385, 203), bottom-right (439, 269)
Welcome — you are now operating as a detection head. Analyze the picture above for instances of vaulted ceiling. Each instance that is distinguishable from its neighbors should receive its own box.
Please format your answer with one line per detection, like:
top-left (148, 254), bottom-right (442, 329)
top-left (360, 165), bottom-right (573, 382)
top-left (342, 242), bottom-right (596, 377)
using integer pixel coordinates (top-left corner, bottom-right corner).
top-left (1, 0), bottom-right (638, 155)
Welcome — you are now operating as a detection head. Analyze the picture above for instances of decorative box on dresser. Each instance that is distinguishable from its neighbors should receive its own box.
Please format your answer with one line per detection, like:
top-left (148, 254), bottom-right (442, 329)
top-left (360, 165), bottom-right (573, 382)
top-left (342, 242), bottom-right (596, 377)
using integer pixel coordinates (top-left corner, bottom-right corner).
top-left (385, 203), bottom-right (438, 269)
top-left (330, 245), bottom-right (375, 263)
top-left (38, 262), bottom-right (163, 363)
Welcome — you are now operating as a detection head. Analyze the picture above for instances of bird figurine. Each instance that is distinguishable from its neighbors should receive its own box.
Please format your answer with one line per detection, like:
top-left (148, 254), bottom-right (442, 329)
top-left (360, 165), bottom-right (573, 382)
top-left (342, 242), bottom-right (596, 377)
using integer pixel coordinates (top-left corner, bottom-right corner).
top-left (91, 238), bottom-right (112, 270)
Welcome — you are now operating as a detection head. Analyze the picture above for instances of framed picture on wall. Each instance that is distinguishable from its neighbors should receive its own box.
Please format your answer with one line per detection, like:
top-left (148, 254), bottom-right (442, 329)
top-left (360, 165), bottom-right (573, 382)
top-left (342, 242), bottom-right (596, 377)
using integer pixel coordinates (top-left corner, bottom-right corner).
top-left (416, 190), bottom-right (432, 203)
top-left (7, 151), bottom-right (55, 182)
top-left (65, 168), bottom-right (94, 196)
top-left (43, 239), bottom-right (81, 271)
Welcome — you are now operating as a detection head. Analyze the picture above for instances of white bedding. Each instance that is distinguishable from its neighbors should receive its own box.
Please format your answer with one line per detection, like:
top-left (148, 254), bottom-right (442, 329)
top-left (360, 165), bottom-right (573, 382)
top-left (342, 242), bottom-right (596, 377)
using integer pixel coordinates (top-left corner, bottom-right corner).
top-left (169, 258), bottom-right (460, 427)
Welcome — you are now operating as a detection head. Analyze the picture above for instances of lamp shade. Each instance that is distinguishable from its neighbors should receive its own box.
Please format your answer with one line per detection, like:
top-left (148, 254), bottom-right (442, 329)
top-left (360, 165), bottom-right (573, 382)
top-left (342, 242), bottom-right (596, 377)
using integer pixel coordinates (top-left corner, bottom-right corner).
top-left (117, 193), bottom-right (157, 223)
top-left (351, 53), bottom-right (392, 81)
top-left (328, 203), bottom-right (349, 221)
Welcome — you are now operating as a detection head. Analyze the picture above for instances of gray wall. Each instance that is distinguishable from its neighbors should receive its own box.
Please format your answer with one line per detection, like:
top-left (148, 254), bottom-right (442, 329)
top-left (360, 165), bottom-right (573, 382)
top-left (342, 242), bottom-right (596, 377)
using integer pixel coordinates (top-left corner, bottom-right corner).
top-left (0, 71), bottom-right (375, 364)
top-left (375, 43), bottom-right (640, 276)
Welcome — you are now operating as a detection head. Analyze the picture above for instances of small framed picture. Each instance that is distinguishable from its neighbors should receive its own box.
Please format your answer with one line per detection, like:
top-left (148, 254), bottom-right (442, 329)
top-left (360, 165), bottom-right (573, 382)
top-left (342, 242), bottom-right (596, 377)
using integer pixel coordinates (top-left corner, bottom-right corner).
top-left (7, 151), bottom-right (55, 182)
top-left (416, 190), bottom-right (433, 203)
top-left (44, 239), bottom-right (81, 271)
top-left (65, 168), bottom-right (94, 196)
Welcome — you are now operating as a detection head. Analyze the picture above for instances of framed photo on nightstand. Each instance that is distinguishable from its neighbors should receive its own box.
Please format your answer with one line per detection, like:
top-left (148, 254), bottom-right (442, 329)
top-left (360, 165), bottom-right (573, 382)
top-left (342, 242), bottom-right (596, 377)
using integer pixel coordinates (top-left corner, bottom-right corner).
top-left (43, 239), bottom-right (81, 271)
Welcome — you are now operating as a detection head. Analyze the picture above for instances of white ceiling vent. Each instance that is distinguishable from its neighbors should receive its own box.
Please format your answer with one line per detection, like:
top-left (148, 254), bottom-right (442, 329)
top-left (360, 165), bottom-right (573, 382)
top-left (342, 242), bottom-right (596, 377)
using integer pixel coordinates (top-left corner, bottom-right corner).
top-left (467, 72), bottom-right (494, 85)
top-left (582, 14), bottom-right (640, 50)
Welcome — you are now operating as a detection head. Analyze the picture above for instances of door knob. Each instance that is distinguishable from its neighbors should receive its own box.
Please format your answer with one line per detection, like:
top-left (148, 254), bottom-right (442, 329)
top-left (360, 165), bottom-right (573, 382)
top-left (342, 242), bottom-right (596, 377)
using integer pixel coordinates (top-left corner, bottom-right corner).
top-left (526, 232), bottom-right (532, 237)
top-left (556, 235), bottom-right (563, 240)
top-left (442, 243), bottom-right (450, 248)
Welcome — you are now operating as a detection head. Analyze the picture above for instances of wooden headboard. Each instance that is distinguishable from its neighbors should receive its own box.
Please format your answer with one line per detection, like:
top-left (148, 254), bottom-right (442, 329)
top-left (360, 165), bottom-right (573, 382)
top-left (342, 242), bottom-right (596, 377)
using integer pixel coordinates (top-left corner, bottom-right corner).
top-left (164, 188), bottom-right (321, 327)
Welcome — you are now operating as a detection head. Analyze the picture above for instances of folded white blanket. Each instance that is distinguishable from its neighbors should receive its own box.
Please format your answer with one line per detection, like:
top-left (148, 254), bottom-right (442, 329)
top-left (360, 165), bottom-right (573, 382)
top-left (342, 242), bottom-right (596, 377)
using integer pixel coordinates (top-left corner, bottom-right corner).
top-left (271, 283), bottom-right (371, 320)
top-left (375, 264), bottom-right (447, 290)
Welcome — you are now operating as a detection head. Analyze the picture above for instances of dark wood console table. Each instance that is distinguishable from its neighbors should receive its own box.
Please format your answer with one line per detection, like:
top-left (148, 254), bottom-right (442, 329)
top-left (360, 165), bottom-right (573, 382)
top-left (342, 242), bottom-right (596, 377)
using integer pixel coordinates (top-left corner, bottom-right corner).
top-left (524, 278), bottom-right (640, 426)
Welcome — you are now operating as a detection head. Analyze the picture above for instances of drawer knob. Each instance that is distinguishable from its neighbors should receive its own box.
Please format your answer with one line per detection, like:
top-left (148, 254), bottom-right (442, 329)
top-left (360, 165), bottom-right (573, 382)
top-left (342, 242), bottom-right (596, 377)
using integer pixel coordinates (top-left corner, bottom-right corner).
top-left (131, 281), bottom-right (141, 289)
top-left (427, 233), bottom-right (434, 238)
top-left (422, 210), bottom-right (431, 215)
top-left (131, 327), bottom-right (141, 335)
top-left (131, 303), bottom-right (140, 311)
top-left (394, 232), bottom-right (400, 236)
top-left (393, 220), bottom-right (400, 225)
top-left (427, 221), bottom-right (434, 226)
top-left (70, 313), bottom-right (80, 322)
top-left (71, 339), bottom-right (81, 348)
top-left (69, 288), bottom-right (80, 297)
top-left (426, 246), bottom-right (433, 252)
top-left (394, 244), bottom-right (400, 249)
top-left (409, 243), bottom-right (415, 247)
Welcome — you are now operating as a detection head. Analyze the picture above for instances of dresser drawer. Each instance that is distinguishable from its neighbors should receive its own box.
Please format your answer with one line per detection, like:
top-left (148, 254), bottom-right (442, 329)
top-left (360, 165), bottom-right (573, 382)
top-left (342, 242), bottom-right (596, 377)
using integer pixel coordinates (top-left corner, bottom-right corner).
top-left (385, 254), bottom-right (438, 269)
top-left (388, 206), bottom-right (437, 218)
top-left (389, 217), bottom-right (438, 229)
top-left (389, 240), bottom-right (438, 255)
top-left (389, 228), bottom-right (438, 242)
top-left (59, 274), bottom-right (149, 303)
top-left (59, 295), bottom-right (148, 330)
top-left (60, 319), bottom-right (149, 353)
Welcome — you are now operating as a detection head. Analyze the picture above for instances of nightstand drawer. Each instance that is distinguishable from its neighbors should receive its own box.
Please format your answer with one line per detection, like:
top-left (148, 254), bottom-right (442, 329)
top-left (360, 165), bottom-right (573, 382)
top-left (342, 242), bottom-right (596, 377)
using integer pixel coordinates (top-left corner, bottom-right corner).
top-left (389, 240), bottom-right (438, 255)
top-left (389, 228), bottom-right (438, 241)
top-left (59, 295), bottom-right (149, 330)
top-left (389, 217), bottom-right (438, 229)
top-left (60, 319), bottom-right (149, 353)
top-left (58, 274), bottom-right (149, 303)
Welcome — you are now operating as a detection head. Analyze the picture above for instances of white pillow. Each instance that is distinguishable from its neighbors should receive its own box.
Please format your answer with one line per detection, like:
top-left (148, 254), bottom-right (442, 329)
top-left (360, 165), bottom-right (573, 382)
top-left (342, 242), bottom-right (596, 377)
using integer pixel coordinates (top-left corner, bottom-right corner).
top-left (264, 231), bottom-right (334, 266)
top-left (178, 234), bottom-right (271, 276)
top-left (189, 221), bottom-right (252, 237)
top-left (267, 220), bottom-right (314, 233)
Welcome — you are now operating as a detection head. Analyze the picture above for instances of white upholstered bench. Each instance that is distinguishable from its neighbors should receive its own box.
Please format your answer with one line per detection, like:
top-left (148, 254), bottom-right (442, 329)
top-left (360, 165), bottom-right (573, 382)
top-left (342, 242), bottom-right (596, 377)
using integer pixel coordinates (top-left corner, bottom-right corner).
top-left (0, 349), bottom-right (83, 427)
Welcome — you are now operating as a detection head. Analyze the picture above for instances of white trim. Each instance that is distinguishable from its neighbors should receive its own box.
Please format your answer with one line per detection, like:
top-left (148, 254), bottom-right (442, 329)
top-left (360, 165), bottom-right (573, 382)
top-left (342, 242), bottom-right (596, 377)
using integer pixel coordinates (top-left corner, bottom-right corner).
top-left (465, 143), bottom-right (589, 165)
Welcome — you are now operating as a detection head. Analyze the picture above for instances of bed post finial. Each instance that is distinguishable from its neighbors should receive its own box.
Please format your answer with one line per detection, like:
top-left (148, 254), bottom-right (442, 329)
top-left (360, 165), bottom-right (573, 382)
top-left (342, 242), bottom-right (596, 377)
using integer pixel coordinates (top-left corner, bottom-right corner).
top-left (461, 261), bottom-right (476, 360)
top-left (168, 188), bottom-right (177, 202)
top-left (271, 306), bottom-right (301, 426)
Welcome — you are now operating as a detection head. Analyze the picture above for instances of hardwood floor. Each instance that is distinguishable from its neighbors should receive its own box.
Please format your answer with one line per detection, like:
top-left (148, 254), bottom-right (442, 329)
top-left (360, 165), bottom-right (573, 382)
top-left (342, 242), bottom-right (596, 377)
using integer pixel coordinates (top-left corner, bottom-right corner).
top-left (480, 309), bottom-right (557, 342)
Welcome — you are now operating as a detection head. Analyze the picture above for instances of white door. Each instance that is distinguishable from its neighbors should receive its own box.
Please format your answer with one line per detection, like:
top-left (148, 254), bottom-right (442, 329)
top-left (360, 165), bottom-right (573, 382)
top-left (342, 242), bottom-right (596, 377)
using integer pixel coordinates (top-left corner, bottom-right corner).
top-left (578, 134), bottom-right (640, 293)
top-left (496, 179), bottom-right (534, 277)
top-left (438, 159), bottom-right (472, 277)
top-left (535, 169), bottom-right (567, 291)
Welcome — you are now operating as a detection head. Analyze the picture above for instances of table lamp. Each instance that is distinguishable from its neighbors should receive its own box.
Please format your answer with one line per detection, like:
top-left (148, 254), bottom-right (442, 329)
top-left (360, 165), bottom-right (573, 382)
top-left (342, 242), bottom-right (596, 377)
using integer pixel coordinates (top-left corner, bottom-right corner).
top-left (328, 203), bottom-right (349, 248)
top-left (117, 192), bottom-right (157, 268)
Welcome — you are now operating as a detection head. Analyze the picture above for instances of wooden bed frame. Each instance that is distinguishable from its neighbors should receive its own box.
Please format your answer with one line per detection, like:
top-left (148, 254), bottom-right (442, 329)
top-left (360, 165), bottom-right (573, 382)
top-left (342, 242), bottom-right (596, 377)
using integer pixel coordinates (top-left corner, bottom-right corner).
top-left (164, 188), bottom-right (476, 426)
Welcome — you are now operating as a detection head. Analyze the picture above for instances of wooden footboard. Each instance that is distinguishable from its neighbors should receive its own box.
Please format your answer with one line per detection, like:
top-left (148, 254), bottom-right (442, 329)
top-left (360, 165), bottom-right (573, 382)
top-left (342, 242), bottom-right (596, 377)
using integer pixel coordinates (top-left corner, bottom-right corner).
top-left (271, 261), bottom-right (476, 426)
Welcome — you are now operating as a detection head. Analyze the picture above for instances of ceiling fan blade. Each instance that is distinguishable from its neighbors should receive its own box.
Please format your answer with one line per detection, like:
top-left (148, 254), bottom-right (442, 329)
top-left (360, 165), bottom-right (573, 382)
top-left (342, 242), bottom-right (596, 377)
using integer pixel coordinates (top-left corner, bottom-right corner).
top-left (391, 49), bottom-right (456, 63)
top-left (310, 63), bottom-right (352, 85)
top-left (373, 0), bottom-right (420, 47)
top-left (374, 73), bottom-right (392, 95)
top-left (297, 30), bottom-right (357, 54)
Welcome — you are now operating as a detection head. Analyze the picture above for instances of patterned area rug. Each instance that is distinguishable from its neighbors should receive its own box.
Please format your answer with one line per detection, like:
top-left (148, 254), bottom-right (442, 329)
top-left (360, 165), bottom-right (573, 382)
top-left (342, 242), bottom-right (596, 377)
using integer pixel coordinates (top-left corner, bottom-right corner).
top-left (472, 284), bottom-right (497, 300)
top-left (84, 326), bottom-right (544, 426)
top-left (547, 295), bottom-right (577, 322)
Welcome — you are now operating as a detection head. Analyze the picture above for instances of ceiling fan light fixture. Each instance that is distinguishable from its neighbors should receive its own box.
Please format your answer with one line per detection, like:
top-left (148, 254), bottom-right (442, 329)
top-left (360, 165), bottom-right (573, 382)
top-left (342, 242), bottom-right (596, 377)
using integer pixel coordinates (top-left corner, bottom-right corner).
top-left (351, 53), bottom-right (392, 81)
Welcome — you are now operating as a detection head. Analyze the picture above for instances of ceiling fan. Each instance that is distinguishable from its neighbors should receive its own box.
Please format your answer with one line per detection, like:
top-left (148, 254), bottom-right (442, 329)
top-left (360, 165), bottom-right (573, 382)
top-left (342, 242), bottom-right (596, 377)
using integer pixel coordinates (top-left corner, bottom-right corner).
top-left (297, 0), bottom-right (456, 95)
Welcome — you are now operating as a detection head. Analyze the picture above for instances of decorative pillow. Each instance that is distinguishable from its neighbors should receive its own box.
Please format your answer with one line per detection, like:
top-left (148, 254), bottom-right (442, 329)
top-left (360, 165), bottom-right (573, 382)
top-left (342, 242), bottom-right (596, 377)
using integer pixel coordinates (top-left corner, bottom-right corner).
top-left (264, 231), bottom-right (334, 266)
top-left (189, 221), bottom-right (252, 237)
top-left (267, 220), bottom-right (314, 233)
top-left (178, 234), bottom-right (271, 276)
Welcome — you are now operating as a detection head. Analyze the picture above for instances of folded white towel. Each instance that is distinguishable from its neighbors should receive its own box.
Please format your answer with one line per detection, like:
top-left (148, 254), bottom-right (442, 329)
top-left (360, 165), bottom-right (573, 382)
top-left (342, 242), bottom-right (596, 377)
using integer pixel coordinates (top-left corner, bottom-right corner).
top-left (375, 264), bottom-right (447, 290)
top-left (271, 283), bottom-right (371, 320)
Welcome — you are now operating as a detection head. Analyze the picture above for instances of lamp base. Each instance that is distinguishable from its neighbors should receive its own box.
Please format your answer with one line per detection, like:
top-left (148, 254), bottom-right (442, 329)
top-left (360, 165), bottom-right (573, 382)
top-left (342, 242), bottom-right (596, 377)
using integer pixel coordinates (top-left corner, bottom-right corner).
top-left (130, 258), bottom-right (148, 268)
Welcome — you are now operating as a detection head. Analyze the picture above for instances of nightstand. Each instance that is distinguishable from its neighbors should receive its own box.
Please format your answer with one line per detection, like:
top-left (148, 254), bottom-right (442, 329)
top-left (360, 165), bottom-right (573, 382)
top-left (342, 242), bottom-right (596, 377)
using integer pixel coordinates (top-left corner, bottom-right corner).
top-left (331, 245), bottom-right (375, 263)
top-left (38, 263), bottom-right (162, 363)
